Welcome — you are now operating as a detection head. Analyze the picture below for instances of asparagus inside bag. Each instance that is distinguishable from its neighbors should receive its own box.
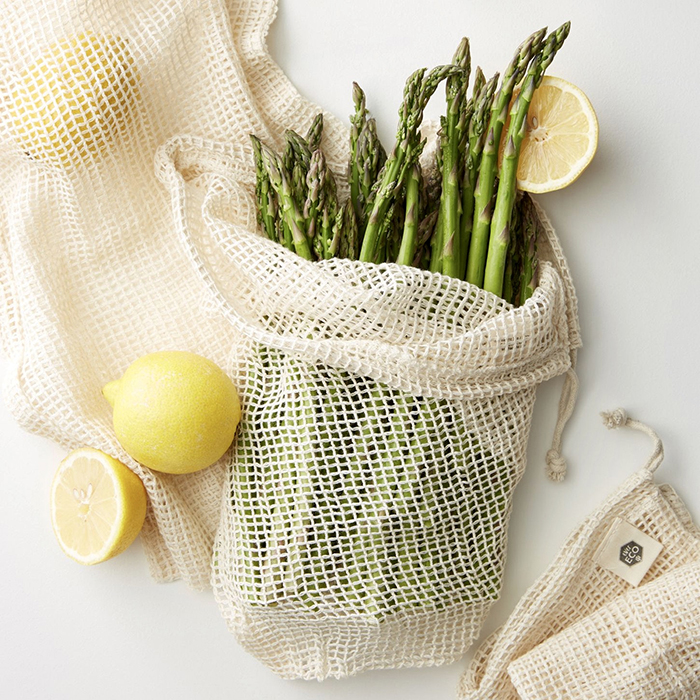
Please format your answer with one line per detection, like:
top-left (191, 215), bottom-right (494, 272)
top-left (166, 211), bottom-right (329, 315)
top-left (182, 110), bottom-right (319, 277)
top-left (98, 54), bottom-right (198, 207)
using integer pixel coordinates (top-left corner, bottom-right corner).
top-left (227, 346), bottom-right (511, 619)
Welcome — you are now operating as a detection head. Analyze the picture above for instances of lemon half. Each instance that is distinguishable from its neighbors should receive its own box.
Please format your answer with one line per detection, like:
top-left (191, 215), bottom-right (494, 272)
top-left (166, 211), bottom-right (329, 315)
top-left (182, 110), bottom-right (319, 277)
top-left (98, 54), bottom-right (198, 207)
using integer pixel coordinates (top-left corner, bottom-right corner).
top-left (51, 448), bottom-right (147, 565)
top-left (504, 76), bottom-right (598, 194)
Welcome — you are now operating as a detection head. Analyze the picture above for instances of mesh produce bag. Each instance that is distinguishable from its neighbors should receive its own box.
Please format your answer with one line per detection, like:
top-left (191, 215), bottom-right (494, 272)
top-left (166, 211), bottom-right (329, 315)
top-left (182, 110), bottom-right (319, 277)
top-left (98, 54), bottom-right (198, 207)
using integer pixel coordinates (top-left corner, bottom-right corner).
top-left (0, 0), bottom-right (349, 589)
top-left (459, 409), bottom-right (700, 700)
top-left (156, 133), bottom-right (581, 679)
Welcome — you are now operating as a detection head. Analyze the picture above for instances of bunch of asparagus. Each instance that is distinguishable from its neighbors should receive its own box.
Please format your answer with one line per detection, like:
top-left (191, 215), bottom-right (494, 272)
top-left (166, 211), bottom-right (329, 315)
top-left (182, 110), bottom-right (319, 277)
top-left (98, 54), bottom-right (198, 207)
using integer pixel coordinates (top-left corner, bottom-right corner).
top-left (251, 23), bottom-right (570, 304)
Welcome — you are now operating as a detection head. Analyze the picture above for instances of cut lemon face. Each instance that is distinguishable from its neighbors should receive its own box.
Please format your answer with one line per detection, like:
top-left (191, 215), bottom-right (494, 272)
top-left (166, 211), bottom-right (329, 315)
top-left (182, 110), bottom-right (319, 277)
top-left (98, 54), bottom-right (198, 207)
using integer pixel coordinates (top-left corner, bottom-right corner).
top-left (50, 448), bottom-right (147, 565)
top-left (504, 76), bottom-right (598, 194)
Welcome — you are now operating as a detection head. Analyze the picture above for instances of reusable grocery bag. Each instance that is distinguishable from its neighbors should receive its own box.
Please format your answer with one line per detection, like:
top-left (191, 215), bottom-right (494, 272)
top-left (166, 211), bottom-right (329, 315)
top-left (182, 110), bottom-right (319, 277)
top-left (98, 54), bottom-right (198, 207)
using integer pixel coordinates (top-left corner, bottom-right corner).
top-left (156, 134), bottom-right (581, 679)
top-left (459, 409), bottom-right (700, 700)
top-left (0, 0), bottom-right (349, 589)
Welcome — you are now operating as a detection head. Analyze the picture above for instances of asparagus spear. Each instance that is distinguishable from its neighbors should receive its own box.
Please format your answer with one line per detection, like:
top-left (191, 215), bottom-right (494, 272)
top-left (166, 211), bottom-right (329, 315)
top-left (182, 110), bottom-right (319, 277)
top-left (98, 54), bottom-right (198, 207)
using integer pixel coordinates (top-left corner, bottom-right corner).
top-left (260, 143), bottom-right (314, 261)
top-left (284, 130), bottom-right (312, 212)
top-left (315, 167), bottom-right (339, 260)
top-left (483, 22), bottom-right (570, 297)
top-left (359, 64), bottom-right (462, 264)
top-left (250, 134), bottom-right (279, 243)
top-left (356, 117), bottom-right (387, 236)
top-left (349, 83), bottom-right (368, 224)
top-left (436, 38), bottom-right (471, 279)
top-left (502, 192), bottom-right (524, 305)
top-left (305, 113), bottom-right (324, 152)
top-left (303, 148), bottom-right (327, 249)
top-left (518, 193), bottom-right (539, 303)
top-left (339, 198), bottom-right (359, 260)
top-left (396, 163), bottom-right (422, 266)
top-left (413, 210), bottom-right (439, 269)
top-left (458, 71), bottom-right (499, 278)
top-left (466, 27), bottom-right (547, 287)
top-left (418, 164), bottom-right (442, 269)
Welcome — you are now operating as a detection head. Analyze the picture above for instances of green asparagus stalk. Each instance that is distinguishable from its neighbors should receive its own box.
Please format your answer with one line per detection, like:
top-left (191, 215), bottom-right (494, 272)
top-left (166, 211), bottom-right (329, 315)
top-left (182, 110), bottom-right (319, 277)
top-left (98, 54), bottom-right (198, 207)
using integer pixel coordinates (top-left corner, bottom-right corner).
top-left (356, 117), bottom-right (387, 237)
top-left (303, 148), bottom-right (326, 249)
top-left (483, 22), bottom-right (570, 296)
top-left (285, 129), bottom-right (312, 171)
top-left (260, 143), bottom-right (314, 261)
top-left (466, 27), bottom-right (547, 287)
top-left (349, 83), bottom-right (368, 224)
top-left (339, 198), bottom-right (359, 260)
top-left (436, 38), bottom-right (471, 279)
top-left (519, 194), bottom-right (539, 303)
top-left (359, 64), bottom-right (462, 264)
top-left (284, 130), bottom-right (312, 212)
top-left (315, 167), bottom-right (339, 260)
top-left (458, 71), bottom-right (499, 278)
top-left (250, 134), bottom-right (279, 243)
top-left (502, 192), bottom-right (524, 305)
top-left (396, 163), bottom-right (422, 266)
top-left (305, 113), bottom-right (324, 152)
top-left (413, 210), bottom-right (439, 269)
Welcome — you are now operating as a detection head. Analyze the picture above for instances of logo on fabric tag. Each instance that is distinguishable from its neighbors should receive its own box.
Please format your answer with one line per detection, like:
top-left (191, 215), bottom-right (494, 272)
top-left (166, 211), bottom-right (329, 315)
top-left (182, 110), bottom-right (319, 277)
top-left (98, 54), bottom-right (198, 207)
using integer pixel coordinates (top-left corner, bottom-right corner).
top-left (593, 518), bottom-right (663, 586)
top-left (619, 541), bottom-right (643, 566)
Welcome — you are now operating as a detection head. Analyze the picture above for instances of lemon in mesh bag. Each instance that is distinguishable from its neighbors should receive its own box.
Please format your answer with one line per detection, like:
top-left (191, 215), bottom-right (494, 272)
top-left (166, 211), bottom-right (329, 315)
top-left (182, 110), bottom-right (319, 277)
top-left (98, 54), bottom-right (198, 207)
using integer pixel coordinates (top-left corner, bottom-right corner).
top-left (7, 31), bottom-right (139, 167)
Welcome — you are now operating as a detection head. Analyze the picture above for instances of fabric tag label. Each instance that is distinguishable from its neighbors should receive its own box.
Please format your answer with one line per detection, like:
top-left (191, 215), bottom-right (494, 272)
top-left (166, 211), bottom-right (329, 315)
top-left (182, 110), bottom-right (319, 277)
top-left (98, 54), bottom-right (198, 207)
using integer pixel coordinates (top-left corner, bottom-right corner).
top-left (592, 517), bottom-right (663, 586)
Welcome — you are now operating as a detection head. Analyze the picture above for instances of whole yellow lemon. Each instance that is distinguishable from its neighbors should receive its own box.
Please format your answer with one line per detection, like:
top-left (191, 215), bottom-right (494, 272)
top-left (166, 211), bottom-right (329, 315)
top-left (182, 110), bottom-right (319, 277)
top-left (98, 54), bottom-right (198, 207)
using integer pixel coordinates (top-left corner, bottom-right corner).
top-left (7, 31), bottom-right (139, 168)
top-left (103, 352), bottom-right (241, 475)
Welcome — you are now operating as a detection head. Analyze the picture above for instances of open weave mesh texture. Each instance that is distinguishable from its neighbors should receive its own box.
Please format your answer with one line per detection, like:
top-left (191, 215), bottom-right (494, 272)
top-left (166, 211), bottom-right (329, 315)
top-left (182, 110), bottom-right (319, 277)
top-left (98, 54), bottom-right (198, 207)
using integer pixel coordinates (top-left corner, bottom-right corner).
top-left (153, 135), bottom-right (580, 678)
top-left (0, 6), bottom-right (583, 677)
top-left (0, 0), bottom-right (350, 590)
top-left (459, 469), bottom-right (700, 699)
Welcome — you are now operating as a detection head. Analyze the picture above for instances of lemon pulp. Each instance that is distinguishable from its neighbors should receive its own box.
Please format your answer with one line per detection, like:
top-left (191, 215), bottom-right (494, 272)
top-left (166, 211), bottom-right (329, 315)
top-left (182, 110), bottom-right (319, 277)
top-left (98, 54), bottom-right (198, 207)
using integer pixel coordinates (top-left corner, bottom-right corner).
top-left (502, 76), bottom-right (598, 194)
top-left (51, 448), bottom-right (147, 565)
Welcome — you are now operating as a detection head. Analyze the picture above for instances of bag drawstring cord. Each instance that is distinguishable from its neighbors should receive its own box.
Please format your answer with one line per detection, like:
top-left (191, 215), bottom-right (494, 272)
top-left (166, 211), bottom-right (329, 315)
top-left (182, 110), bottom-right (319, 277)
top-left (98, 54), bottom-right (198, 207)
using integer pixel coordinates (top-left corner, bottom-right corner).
top-left (600, 407), bottom-right (665, 474)
top-left (546, 368), bottom-right (579, 482)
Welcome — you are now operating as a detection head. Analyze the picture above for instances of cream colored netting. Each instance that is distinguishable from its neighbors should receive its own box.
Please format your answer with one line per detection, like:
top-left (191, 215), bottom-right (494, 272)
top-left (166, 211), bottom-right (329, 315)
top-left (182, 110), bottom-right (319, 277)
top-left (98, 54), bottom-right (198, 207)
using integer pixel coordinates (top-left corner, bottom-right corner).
top-left (154, 136), bottom-right (580, 678)
top-left (0, 0), bottom-right (348, 589)
top-left (0, 0), bottom-right (583, 676)
top-left (459, 410), bottom-right (700, 699)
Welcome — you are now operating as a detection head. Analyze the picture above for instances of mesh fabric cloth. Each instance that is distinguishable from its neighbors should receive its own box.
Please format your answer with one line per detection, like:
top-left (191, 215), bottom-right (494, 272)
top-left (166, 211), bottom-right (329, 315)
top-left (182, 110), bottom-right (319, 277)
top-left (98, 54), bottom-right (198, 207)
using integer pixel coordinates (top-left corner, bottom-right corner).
top-left (0, 0), bottom-right (348, 589)
top-left (459, 419), bottom-right (700, 699)
top-left (1, 0), bottom-right (583, 677)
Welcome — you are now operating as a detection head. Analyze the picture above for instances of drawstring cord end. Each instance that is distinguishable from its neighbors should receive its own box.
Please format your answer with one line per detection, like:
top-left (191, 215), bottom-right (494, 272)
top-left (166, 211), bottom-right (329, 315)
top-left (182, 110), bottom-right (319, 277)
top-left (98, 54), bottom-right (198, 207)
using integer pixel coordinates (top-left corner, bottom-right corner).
top-left (601, 408), bottom-right (628, 430)
top-left (600, 408), bottom-right (665, 474)
top-left (545, 449), bottom-right (567, 482)
top-left (546, 368), bottom-right (579, 482)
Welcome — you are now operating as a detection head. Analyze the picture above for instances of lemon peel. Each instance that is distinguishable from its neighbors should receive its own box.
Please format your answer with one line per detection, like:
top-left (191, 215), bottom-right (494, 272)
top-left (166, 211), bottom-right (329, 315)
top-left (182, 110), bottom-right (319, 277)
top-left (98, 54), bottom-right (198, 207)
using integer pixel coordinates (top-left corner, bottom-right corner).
top-left (7, 32), bottom-right (139, 167)
top-left (103, 352), bottom-right (241, 475)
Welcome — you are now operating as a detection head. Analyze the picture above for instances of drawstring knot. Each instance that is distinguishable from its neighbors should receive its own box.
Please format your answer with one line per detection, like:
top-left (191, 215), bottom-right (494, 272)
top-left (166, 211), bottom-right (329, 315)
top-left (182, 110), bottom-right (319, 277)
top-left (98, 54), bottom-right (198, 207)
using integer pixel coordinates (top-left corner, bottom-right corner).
top-left (600, 408), bottom-right (664, 474)
top-left (545, 449), bottom-right (567, 482)
top-left (601, 408), bottom-right (628, 429)
top-left (546, 368), bottom-right (579, 481)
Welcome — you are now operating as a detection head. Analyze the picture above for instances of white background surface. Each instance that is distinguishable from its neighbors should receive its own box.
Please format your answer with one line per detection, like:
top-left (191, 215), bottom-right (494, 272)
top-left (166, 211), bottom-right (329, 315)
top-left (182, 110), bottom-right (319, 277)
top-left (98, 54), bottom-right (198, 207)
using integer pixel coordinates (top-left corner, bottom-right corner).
top-left (2, 1), bottom-right (699, 698)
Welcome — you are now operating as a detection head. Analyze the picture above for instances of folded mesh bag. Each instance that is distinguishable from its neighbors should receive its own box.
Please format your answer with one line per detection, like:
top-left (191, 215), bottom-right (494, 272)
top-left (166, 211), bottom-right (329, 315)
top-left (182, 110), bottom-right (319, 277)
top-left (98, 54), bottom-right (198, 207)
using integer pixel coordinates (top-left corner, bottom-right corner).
top-left (459, 409), bottom-right (700, 699)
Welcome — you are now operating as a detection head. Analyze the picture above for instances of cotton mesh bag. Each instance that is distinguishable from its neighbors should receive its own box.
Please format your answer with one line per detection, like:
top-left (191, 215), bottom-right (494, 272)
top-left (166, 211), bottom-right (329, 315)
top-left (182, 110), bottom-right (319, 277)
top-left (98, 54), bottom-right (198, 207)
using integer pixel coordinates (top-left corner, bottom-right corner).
top-left (0, 0), bottom-right (350, 589)
top-left (155, 129), bottom-right (581, 679)
top-left (459, 409), bottom-right (700, 700)
top-left (0, 0), bottom-right (584, 679)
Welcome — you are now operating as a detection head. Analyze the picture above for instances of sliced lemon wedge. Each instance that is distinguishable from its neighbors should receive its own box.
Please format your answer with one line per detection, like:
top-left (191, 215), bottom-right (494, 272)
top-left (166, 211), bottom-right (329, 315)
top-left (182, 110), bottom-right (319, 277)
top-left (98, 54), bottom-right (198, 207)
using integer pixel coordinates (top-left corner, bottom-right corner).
top-left (505, 76), bottom-right (598, 193)
top-left (50, 447), bottom-right (147, 565)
